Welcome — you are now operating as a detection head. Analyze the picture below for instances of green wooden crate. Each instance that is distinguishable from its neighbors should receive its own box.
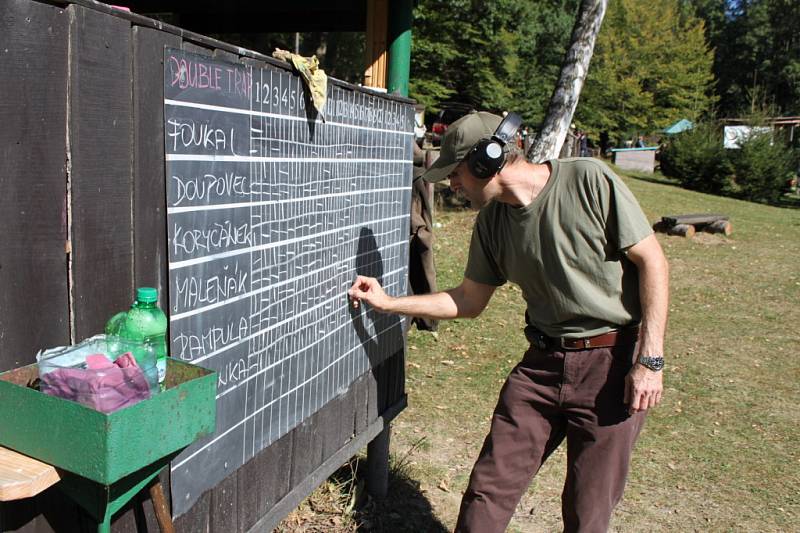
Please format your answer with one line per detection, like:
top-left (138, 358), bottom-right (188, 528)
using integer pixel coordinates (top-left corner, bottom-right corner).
top-left (0, 359), bottom-right (216, 485)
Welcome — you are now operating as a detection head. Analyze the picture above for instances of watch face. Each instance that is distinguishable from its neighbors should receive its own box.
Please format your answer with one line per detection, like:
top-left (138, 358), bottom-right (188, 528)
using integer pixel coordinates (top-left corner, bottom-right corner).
top-left (640, 356), bottom-right (664, 371)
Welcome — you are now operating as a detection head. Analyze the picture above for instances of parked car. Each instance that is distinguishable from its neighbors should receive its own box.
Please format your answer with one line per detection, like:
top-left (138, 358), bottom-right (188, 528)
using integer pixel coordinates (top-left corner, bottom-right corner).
top-left (430, 103), bottom-right (474, 146)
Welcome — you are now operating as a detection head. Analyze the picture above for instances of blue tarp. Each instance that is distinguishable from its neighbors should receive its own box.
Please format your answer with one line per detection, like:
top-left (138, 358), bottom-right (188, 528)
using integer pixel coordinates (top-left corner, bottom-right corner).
top-left (664, 119), bottom-right (694, 135)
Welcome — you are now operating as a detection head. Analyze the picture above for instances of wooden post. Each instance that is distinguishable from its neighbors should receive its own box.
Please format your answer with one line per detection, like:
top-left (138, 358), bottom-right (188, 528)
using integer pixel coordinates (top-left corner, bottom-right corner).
top-left (364, 0), bottom-right (388, 88)
top-left (149, 478), bottom-right (175, 533)
top-left (387, 0), bottom-right (413, 96)
top-left (366, 425), bottom-right (390, 499)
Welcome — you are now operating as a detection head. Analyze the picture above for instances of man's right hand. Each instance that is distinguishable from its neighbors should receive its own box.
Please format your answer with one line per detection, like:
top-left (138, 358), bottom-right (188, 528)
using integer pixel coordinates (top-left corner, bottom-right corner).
top-left (348, 276), bottom-right (393, 312)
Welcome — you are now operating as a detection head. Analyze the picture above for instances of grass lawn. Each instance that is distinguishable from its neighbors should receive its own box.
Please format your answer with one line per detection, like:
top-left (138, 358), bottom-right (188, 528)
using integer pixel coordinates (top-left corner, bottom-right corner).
top-left (279, 166), bottom-right (800, 532)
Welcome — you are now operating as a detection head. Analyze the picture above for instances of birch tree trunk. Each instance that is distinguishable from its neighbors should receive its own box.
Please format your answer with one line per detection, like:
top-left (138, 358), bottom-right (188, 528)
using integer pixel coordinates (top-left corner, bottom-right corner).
top-left (526, 0), bottom-right (608, 163)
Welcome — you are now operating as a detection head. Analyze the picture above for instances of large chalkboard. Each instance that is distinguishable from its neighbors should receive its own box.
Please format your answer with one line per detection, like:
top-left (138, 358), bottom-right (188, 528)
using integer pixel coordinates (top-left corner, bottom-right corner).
top-left (163, 49), bottom-right (413, 517)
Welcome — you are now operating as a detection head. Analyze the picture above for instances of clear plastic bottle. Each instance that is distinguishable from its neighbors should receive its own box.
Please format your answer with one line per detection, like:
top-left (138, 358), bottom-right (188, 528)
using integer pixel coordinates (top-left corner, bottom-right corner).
top-left (106, 287), bottom-right (168, 383)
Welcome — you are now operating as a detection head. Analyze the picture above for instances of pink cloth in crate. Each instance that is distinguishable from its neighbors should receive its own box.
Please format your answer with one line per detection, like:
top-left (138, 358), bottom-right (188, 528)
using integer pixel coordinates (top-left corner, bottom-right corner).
top-left (41, 352), bottom-right (151, 413)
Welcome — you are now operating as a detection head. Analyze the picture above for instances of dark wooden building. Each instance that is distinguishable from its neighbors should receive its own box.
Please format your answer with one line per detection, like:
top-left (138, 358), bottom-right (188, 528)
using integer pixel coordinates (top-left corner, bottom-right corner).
top-left (0, 0), bottom-right (414, 531)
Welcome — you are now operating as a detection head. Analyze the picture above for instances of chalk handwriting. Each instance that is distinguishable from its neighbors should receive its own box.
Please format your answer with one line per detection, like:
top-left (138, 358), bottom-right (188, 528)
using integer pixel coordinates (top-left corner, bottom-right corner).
top-left (170, 172), bottom-right (252, 206)
top-left (331, 99), bottom-right (406, 128)
top-left (173, 316), bottom-right (249, 360)
top-left (167, 118), bottom-right (239, 155)
top-left (167, 55), bottom-right (251, 99)
top-left (173, 221), bottom-right (253, 255)
top-left (174, 262), bottom-right (248, 312)
top-left (164, 49), bottom-right (412, 516)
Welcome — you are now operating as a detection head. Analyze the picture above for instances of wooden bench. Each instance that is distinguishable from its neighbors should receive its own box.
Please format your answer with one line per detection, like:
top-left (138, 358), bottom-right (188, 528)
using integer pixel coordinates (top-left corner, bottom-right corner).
top-left (0, 446), bottom-right (61, 501)
top-left (0, 446), bottom-right (174, 532)
top-left (653, 213), bottom-right (733, 238)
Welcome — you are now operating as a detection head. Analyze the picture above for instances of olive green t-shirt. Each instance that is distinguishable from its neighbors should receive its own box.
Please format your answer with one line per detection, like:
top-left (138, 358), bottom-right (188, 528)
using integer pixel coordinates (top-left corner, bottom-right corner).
top-left (464, 158), bottom-right (653, 339)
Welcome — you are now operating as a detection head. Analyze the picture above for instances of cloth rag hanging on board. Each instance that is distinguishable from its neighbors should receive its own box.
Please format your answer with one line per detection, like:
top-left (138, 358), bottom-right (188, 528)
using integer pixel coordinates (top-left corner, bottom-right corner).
top-left (409, 161), bottom-right (438, 331)
top-left (272, 48), bottom-right (328, 120)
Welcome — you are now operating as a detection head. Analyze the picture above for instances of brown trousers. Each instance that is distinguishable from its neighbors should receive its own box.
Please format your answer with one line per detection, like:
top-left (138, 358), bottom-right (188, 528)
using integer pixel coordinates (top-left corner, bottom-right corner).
top-left (455, 343), bottom-right (646, 533)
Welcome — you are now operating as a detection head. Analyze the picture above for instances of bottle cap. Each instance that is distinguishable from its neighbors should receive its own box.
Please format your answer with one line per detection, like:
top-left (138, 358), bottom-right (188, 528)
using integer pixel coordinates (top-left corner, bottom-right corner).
top-left (136, 287), bottom-right (158, 303)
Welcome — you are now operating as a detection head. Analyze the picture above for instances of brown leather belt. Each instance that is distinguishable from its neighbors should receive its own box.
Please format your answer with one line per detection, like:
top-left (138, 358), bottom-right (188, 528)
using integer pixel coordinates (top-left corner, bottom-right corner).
top-left (558, 326), bottom-right (640, 350)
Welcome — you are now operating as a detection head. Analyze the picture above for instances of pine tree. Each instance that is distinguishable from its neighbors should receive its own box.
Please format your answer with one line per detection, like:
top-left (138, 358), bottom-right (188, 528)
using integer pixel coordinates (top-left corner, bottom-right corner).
top-left (688, 0), bottom-right (800, 116)
top-left (409, 0), bottom-right (579, 119)
top-left (576, 0), bottom-right (716, 143)
top-left (408, 0), bottom-right (465, 111)
top-left (511, 1), bottom-right (581, 125)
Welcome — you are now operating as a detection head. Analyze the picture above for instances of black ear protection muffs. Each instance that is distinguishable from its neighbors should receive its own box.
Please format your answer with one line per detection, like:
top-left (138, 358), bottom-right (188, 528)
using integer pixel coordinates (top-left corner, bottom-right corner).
top-left (466, 112), bottom-right (523, 179)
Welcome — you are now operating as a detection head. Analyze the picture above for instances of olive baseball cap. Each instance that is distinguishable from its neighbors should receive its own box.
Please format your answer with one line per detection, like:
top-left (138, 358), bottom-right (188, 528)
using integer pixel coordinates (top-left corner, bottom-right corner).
top-left (422, 111), bottom-right (503, 183)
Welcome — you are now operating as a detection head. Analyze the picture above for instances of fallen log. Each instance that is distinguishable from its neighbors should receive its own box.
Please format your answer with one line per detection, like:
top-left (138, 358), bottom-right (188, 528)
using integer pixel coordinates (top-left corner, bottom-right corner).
top-left (704, 219), bottom-right (733, 236)
top-left (666, 224), bottom-right (695, 238)
top-left (652, 220), bottom-right (669, 233)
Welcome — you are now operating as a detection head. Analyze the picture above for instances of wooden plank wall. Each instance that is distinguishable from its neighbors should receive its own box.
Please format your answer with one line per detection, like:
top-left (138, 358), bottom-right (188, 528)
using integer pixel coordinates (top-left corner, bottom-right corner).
top-left (0, 1), bottom-right (82, 531)
top-left (0, 0), bottom-right (70, 373)
top-left (0, 1), bottom-right (407, 531)
top-left (132, 26), bottom-right (181, 299)
top-left (68, 4), bottom-right (135, 341)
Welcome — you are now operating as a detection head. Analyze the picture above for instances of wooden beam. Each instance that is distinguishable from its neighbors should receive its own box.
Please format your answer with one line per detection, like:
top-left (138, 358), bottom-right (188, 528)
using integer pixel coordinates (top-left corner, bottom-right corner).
top-left (662, 214), bottom-right (728, 226)
top-left (364, 0), bottom-right (388, 88)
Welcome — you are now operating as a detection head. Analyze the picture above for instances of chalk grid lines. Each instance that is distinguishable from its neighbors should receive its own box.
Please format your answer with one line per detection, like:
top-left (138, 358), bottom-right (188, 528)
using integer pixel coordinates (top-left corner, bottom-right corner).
top-left (164, 52), bottom-right (412, 515)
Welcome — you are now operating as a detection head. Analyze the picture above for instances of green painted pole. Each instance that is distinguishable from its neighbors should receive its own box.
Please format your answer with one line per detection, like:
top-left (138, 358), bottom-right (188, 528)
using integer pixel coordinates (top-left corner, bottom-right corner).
top-left (97, 516), bottom-right (111, 533)
top-left (387, 0), bottom-right (413, 97)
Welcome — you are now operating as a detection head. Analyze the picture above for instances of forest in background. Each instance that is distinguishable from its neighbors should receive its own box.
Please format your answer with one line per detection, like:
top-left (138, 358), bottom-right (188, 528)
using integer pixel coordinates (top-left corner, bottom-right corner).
top-left (409, 0), bottom-right (798, 143)
top-left (212, 0), bottom-right (798, 146)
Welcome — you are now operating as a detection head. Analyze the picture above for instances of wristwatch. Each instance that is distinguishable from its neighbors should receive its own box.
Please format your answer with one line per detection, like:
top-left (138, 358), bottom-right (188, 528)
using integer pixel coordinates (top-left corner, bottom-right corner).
top-left (636, 355), bottom-right (665, 372)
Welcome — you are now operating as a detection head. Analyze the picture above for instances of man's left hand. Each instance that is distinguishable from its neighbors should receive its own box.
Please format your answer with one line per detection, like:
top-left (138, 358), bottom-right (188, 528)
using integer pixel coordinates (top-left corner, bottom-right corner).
top-left (624, 363), bottom-right (663, 414)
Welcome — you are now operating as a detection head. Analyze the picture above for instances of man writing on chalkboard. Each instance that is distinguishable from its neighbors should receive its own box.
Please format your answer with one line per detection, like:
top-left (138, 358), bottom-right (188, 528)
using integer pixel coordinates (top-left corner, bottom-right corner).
top-left (348, 111), bottom-right (668, 533)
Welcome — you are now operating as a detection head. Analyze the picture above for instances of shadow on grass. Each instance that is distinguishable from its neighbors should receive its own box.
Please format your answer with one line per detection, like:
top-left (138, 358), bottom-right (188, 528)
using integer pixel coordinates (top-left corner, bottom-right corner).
top-left (624, 172), bottom-right (683, 188)
top-left (775, 193), bottom-right (800, 209)
top-left (328, 452), bottom-right (449, 533)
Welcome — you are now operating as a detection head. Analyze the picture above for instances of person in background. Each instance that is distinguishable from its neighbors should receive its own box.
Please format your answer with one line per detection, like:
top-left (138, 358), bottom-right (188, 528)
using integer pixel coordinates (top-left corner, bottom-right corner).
top-left (579, 130), bottom-right (590, 157)
top-left (349, 111), bottom-right (668, 533)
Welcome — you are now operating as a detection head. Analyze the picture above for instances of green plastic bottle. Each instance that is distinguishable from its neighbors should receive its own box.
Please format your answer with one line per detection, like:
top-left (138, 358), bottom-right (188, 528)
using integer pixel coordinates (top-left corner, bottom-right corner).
top-left (106, 287), bottom-right (168, 383)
